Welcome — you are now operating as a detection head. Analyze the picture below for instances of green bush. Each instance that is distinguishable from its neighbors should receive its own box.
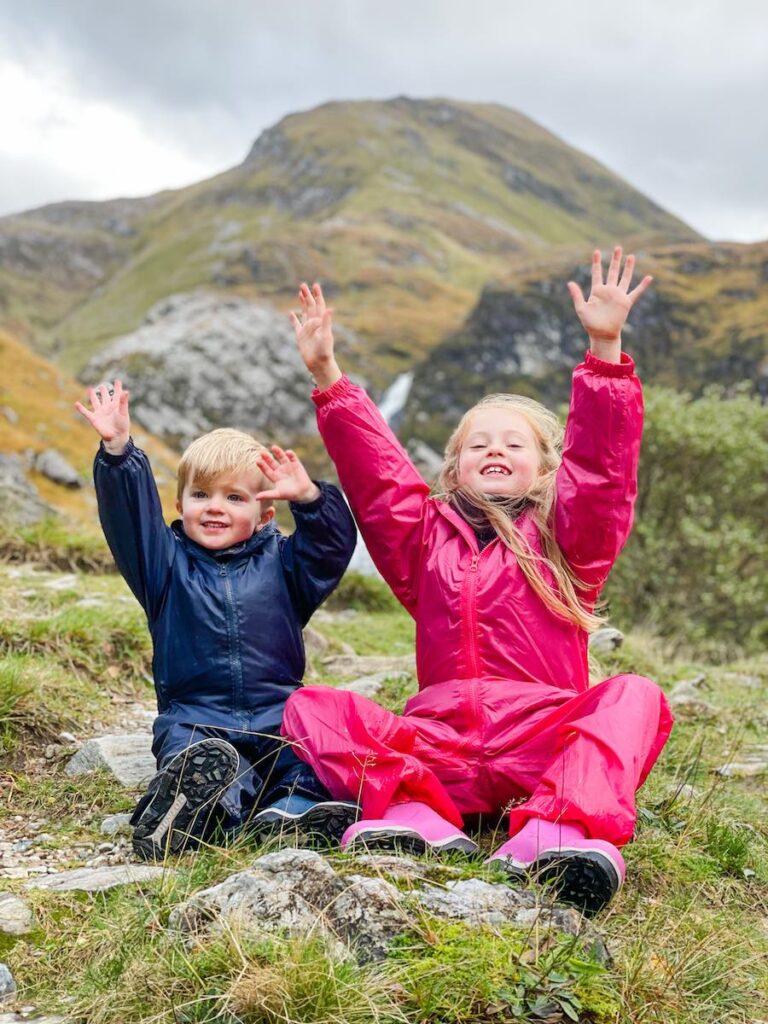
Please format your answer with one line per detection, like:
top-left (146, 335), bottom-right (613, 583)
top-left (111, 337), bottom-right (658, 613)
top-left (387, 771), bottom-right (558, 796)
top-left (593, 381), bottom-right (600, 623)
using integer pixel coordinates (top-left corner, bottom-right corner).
top-left (605, 385), bottom-right (768, 657)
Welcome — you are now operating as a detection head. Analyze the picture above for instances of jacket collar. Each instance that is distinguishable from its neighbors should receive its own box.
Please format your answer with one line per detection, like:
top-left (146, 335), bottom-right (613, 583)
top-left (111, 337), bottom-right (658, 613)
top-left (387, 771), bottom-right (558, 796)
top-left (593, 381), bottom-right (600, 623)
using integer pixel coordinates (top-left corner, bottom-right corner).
top-left (170, 519), bottom-right (278, 563)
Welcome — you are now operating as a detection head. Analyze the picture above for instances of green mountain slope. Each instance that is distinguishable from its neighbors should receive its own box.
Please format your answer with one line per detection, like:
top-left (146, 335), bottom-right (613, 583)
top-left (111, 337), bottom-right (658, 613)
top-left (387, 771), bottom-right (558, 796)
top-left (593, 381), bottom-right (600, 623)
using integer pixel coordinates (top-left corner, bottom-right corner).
top-left (0, 98), bottom-right (699, 386)
top-left (401, 240), bottom-right (768, 447)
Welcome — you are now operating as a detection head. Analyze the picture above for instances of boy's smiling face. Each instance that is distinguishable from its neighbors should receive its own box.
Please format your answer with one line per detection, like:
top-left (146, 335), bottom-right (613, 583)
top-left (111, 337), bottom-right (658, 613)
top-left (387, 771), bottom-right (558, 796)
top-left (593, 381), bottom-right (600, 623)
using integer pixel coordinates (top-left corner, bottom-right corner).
top-left (176, 468), bottom-right (273, 550)
top-left (457, 407), bottom-right (541, 497)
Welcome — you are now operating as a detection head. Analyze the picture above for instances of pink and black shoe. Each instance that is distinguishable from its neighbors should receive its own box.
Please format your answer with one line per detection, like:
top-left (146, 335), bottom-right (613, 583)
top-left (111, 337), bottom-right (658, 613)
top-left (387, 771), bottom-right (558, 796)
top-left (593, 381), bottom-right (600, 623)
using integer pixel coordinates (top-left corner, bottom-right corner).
top-left (487, 819), bottom-right (625, 915)
top-left (341, 800), bottom-right (478, 856)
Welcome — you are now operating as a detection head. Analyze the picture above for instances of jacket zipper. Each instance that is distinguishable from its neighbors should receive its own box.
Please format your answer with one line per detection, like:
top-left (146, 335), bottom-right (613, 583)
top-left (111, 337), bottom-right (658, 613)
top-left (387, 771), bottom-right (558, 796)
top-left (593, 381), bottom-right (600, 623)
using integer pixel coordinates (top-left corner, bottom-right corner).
top-left (220, 565), bottom-right (244, 712)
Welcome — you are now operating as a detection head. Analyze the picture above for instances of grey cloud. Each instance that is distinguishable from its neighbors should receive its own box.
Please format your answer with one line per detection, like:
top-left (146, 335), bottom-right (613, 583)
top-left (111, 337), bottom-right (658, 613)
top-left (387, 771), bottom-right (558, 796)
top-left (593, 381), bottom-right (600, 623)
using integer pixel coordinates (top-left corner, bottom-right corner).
top-left (0, 0), bottom-right (765, 239)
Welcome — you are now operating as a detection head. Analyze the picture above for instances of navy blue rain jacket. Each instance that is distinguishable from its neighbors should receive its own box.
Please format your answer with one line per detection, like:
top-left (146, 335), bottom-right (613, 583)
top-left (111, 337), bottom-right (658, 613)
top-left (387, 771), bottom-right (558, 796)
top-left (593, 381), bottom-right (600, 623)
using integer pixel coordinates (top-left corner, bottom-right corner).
top-left (93, 439), bottom-right (356, 722)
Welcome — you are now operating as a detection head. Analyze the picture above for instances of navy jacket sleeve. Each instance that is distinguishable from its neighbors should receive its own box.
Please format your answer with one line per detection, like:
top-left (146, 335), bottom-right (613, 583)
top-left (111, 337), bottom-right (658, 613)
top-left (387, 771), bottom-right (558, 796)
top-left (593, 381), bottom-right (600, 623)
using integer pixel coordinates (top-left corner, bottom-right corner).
top-left (281, 481), bottom-right (356, 625)
top-left (93, 439), bottom-right (176, 621)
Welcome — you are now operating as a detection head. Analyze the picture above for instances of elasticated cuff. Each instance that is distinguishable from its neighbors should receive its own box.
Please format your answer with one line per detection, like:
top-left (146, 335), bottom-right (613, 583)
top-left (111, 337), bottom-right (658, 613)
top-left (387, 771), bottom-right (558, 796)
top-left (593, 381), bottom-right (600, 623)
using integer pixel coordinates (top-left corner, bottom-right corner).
top-left (289, 480), bottom-right (326, 516)
top-left (96, 437), bottom-right (136, 466)
top-left (311, 374), bottom-right (354, 408)
top-left (582, 350), bottom-right (636, 377)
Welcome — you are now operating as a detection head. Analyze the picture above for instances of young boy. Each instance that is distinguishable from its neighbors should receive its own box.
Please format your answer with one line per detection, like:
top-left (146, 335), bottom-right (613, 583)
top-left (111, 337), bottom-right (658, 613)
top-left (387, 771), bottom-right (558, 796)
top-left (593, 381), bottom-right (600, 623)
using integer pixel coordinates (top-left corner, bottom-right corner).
top-left (76, 380), bottom-right (358, 860)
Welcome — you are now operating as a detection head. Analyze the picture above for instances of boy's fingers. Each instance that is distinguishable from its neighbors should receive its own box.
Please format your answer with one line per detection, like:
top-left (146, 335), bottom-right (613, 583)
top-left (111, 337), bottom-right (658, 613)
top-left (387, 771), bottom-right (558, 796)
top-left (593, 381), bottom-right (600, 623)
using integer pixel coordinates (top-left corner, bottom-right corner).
top-left (591, 249), bottom-right (603, 291)
top-left (254, 489), bottom-right (281, 502)
top-left (618, 253), bottom-right (635, 291)
top-left (74, 401), bottom-right (94, 423)
top-left (628, 275), bottom-right (653, 304)
top-left (88, 387), bottom-right (100, 408)
top-left (271, 444), bottom-right (288, 462)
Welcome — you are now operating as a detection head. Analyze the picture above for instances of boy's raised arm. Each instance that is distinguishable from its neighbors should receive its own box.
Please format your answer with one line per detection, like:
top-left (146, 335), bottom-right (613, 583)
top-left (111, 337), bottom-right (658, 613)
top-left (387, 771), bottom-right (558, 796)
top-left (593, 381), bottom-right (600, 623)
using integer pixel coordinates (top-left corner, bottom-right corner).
top-left (76, 380), bottom-right (174, 618)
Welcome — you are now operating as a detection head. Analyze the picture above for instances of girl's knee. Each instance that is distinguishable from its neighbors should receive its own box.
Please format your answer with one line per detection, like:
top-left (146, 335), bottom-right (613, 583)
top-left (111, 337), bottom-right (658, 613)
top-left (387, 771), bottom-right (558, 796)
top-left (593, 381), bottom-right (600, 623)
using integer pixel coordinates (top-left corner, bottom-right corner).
top-left (603, 672), bottom-right (667, 710)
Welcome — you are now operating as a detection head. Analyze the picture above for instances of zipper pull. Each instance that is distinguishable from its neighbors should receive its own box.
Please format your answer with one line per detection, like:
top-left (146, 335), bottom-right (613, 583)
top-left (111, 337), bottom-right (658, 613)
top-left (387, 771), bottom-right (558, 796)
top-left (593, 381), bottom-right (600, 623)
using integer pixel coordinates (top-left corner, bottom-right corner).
top-left (470, 555), bottom-right (479, 571)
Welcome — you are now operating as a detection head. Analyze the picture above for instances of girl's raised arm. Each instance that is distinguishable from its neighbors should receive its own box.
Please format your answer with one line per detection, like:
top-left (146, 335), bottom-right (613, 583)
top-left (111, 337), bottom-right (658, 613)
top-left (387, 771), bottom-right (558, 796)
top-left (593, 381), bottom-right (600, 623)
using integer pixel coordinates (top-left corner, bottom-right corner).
top-left (554, 249), bottom-right (650, 591)
top-left (290, 283), bottom-right (430, 615)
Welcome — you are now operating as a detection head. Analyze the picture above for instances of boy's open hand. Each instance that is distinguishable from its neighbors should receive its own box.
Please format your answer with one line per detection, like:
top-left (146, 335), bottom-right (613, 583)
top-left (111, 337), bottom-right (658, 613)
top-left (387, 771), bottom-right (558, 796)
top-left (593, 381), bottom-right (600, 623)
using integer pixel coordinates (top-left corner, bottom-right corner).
top-left (75, 380), bottom-right (130, 455)
top-left (289, 283), bottom-right (342, 391)
top-left (567, 247), bottom-right (652, 363)
top-left (254, 445), bottom-right (321, 504)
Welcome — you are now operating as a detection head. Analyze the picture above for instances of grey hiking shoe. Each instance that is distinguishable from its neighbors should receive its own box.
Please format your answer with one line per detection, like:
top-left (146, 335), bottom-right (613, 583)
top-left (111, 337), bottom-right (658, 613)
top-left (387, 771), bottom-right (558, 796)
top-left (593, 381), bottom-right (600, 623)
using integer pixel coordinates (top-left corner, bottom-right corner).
top-left (131, 738), bottom-right (239, 860)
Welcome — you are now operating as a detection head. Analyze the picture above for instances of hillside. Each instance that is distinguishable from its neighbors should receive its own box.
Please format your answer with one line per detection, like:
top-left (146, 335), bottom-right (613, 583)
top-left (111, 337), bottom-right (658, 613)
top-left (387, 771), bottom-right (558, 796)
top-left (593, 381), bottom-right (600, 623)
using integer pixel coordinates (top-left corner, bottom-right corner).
top-left (401, 239), bottom-right (768, 447)
top-left (0, 327), bottom-right (179, 533)
top-left (0, 98), bottom-right (699, 389)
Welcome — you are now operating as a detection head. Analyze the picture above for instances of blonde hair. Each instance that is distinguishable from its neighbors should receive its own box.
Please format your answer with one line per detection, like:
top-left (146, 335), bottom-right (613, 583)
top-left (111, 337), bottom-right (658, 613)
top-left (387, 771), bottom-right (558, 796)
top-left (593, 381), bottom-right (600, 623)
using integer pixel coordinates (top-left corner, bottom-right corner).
top-left (177, 428), bottom-right (270, 504)
top-left (433, 394), bottom-right (603, 632)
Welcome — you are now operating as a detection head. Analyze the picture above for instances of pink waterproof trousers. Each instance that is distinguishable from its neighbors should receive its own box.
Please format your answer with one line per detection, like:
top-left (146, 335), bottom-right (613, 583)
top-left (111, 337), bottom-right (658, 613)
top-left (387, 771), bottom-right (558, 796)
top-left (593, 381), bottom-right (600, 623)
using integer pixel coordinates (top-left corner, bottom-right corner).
top-left (282, 354), bottom-right (673, 845)
top-left (283, 673), bottom-right (672, 846)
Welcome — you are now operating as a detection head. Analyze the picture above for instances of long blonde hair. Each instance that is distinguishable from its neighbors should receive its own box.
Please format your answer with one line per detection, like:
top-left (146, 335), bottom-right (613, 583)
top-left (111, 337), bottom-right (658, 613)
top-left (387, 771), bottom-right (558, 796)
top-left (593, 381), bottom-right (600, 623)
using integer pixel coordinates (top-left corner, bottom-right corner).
top-left (433, 394), bottom-right (603, 632)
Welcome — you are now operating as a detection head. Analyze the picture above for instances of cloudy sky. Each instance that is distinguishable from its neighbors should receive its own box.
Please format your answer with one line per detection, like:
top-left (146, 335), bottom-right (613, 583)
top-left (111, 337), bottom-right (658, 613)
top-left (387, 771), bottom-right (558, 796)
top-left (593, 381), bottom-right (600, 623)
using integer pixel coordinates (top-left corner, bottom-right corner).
top-left (0, 0), bottom-right (765, 242)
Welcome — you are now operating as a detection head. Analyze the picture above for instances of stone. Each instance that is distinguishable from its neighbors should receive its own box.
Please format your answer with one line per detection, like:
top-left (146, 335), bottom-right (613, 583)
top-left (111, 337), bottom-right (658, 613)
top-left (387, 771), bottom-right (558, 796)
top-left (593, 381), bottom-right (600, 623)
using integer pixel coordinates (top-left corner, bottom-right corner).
top-left (0, 407), bottom-right (18, 425)
top-left (668, 674), bottom-right (707, 699)
top-left (320, 653), bottom-right (415, 679)
top-left (0, 454), bottom-right (53, 527)
top-left (339, 671), bottom-right (411, 699)
top-left (65, 734), bottom-right (156, 787)
top-left (100, 813), bottom-right (133, 837)
top-left (587, 627), bottom-right (624, 654)
top-left (0, 1014), bottom-right (66, 1023)
top-left (33, 449), bottom-right (82, 488)
top-left (302, 626), bottom-right (329, 655)
top-left (668, 695), bottom-right (718, 719)
top-left (24, 865), bottom-right (170, 893)
top-left (715, 761), bottom-right (768, 779)
top-left (0, 964), bottom-right (15, 1006)
top-left (0, 894), bottom-right (35, 936)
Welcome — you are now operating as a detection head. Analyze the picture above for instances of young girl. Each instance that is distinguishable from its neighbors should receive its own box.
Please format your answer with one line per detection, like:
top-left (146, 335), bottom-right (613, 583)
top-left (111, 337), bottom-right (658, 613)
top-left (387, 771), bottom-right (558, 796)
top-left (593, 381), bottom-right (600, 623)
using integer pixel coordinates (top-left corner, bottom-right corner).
top-left (281, 248), bottom-right (673, 914)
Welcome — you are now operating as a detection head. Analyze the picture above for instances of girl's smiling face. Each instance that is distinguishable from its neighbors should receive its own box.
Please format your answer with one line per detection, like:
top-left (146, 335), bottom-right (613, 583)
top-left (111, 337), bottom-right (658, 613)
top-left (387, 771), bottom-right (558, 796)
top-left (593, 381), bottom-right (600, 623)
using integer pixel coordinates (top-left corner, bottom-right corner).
top-left (457, 407), bottom-right (541, 497)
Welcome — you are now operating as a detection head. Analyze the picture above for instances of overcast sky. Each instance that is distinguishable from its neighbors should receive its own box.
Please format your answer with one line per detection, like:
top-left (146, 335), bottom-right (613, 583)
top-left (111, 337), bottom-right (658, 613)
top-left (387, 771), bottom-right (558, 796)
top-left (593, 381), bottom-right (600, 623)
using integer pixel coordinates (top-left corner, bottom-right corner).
top-left (0, 0), bottom-right (765, 242)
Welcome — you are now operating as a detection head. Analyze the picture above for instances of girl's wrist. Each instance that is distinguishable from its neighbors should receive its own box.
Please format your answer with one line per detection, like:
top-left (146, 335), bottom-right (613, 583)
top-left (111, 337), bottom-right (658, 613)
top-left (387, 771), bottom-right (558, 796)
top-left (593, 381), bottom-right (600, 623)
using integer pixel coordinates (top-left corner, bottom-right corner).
top-left (588, 335), bottom-right (622, 364)
top-left (310, 359), bottom-right (343, 391)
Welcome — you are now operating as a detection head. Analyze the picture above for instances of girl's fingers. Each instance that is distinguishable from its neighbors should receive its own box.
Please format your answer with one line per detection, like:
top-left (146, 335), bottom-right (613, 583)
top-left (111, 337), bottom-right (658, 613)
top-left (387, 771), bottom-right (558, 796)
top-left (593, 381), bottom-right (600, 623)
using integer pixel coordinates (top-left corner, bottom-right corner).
top-left (289, 311), bottom-right (301, 334)
top-left (302, 282), bottom-right (317, 317)
top-left (312, 282), bottom-right (325, 316)
top-left (606, 246), bottom-right (622, 287)
top-left (591, 250), bottom-right (603, 292)
top-left (628, 275), bottom-right (653, 304)
top-left (618, 253), bottom-right (635, 292)
top-left (567, 281), bottom-right (585, 309)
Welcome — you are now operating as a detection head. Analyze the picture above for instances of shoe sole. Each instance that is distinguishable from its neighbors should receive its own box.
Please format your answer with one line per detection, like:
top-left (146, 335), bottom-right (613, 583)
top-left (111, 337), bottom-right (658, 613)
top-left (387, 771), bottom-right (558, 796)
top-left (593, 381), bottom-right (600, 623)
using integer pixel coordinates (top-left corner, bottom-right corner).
top-left (132, 740), bottom-right (238, 861)
top-left (344, 826), bottom-right (479, 856)
top-left (251, 802), bottom-right (359, 845)
top-left (533, 848), bottom-right (622, 916)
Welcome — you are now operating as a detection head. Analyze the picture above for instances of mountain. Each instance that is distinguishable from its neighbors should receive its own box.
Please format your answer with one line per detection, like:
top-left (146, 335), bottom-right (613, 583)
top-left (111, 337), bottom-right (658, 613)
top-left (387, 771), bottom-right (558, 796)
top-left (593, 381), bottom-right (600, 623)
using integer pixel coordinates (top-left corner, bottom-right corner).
top-left (0, 97), bottom-right (699, 394)
top-left (400, 240), bottom-right (768, 448)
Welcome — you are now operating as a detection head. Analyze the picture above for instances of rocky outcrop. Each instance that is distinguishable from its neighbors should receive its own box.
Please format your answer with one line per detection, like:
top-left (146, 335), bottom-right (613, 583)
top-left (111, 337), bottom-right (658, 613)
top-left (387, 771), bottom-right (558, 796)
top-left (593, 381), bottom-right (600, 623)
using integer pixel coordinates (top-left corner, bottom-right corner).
top-left (65, 735), bottom-right (155, 788)
top-left (82, 291), bottom-right (359, 449)
top-left (0, 454), bottom-right (55, 527)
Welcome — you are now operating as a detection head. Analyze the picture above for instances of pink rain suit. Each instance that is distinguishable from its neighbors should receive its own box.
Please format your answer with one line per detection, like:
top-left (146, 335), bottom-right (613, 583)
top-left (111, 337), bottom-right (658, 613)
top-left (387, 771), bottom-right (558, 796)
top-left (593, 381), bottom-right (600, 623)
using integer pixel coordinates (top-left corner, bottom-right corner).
top-left (282, 351), bottom-right (673, 845)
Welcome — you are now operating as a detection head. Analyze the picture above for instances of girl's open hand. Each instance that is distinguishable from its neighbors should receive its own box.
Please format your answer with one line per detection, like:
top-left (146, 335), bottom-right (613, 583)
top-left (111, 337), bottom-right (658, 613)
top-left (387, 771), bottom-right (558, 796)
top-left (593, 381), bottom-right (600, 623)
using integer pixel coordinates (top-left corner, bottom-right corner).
top-left (254, 445), bottom-right (320, 504)
top-left (75, 380), bottom-right (130, 454)
top-left (289, 283), bottom-right (342, 390)
top-left (567, 247), bottom-right (652, 362)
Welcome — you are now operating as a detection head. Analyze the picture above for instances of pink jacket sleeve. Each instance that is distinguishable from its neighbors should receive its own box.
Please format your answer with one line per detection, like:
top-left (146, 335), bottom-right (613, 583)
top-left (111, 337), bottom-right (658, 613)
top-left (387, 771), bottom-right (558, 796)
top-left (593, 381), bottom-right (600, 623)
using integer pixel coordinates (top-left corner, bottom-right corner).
top-left (313, 375), bottom-right (430, 615)
top-left (554, 350), bottom-right (643, 592)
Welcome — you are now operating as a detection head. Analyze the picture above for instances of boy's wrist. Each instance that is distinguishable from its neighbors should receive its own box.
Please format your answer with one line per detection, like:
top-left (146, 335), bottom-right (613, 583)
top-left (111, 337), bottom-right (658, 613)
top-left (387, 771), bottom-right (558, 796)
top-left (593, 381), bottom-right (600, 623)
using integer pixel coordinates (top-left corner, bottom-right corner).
top-left (293, 482), bottom-right (322, 504)
top-left (103, 434), bottom-right (130, 456)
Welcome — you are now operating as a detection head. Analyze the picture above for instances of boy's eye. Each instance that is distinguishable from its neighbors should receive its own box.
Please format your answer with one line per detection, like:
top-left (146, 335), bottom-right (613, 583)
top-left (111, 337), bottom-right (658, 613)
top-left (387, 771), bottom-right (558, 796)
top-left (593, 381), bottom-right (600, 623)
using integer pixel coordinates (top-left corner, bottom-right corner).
top-left (227, 494), bottom-right (244, 502)
top-left (191, 490), bottom-right (207, 499)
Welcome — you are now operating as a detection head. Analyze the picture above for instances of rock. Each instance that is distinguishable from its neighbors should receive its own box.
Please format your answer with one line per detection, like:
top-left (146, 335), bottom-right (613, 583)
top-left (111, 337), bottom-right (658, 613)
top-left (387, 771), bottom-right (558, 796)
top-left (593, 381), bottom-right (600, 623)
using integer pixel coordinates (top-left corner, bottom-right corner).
top-left (0, 454), bottom-right (53, 527)
top-left (65, 734), bottom-right (156, 788)
top-left (0, 894), bottom-right (35, 936)
top-left (320, 653), bottom-right (416, 679)
top-left (666, 783), bottom-right (700, 801)
top-left (339, 671), bottom-right (411, 699)
top-left (302, 626), bottom-right (329, 655)
top-left (24, 865), bottom-right (170, 893)
top-left (171, 847), bottom-right (600, 964)
top-left (587, 627), bottom-right (624, 654)
top-left (100, 813), bottom-right (133, 837)
top-left (715, 761), bottom-right (768, 779)
top-left (57, 731), bottom-right (77, 744)
top-left (720, 672), bottom-right (762, 689)
top-left (83, 291), bottom-right (361, 449)
top-left (0, 964), bottom-right (15, 1006)
top-left (668, 673), bottom-right (707, 699)
top-left (668, 695), bottom-right (718, 719)
top-left (1, 407), bottom-right (18, 425)
top-left (0, 1015), bottom-right (67, 1023)
top-left (32, 449), bottom-right (82, 488)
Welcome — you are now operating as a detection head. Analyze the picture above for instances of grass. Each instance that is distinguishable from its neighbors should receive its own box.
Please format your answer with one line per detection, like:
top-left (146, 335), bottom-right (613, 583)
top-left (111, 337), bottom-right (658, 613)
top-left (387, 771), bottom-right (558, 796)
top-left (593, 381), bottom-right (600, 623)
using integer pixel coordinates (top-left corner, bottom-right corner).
top-left (1, 564), bottom-right (767, 1022)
